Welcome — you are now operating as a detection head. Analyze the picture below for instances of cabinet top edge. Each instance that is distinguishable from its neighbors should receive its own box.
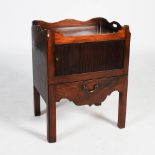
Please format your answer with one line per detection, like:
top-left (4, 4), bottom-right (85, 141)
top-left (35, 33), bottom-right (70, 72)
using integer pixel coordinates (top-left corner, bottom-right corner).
top-left (32, 17), bottom-right (129, 31)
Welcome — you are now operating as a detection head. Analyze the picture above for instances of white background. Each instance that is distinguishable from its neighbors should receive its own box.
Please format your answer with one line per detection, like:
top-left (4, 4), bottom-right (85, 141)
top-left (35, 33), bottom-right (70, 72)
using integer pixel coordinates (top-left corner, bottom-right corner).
top-left (0, 0), bottom-right (155, 155)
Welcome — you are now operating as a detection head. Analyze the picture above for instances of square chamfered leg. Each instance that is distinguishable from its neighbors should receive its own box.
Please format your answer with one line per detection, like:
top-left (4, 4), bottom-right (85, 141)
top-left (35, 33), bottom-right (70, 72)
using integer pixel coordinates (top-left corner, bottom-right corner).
top-left (117, 76), bottom-right (128, 128)
top-left (47, 85), bottom-right (56, 143)
top-left (33, 86), bottom-right (41, 116)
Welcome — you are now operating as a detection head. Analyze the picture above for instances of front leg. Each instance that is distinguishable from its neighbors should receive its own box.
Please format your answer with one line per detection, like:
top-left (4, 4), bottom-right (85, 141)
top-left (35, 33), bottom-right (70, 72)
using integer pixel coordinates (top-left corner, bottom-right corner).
top-left (117, 76), bottom-right (128, 128)
top-left (47, 85), bottom-right (56, 143)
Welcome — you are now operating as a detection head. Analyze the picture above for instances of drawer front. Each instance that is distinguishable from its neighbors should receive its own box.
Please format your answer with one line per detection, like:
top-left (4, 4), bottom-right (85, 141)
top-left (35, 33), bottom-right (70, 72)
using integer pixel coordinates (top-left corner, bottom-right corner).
top-left (55, 40), bottom-right (125, 76)
top-left (55, 76), bottom-right (124, 106)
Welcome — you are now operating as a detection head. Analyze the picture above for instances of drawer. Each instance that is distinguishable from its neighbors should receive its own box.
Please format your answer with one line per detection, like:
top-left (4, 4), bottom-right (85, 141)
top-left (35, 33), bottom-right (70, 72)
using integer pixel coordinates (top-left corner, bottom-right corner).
top-left (55, 76), bottom-right (124, 106)
top-left (55, 40), bottom-right (125, 76)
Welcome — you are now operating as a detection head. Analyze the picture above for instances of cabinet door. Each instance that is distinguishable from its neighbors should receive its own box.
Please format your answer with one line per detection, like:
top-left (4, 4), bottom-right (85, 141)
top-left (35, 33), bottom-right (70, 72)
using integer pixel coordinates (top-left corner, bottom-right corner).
top-left (55, 40), bottom-right (125, 76)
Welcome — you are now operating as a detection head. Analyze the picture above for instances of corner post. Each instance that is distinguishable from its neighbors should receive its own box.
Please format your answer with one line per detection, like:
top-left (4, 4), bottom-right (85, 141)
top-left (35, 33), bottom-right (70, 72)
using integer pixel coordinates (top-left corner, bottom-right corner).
top-left (46, 30), bottom-right (56, 142)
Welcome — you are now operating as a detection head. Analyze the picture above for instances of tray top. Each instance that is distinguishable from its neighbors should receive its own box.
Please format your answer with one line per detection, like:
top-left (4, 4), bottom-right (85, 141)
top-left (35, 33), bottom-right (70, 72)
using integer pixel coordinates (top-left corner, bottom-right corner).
top-left (32, 18), bottom-right (129, 44)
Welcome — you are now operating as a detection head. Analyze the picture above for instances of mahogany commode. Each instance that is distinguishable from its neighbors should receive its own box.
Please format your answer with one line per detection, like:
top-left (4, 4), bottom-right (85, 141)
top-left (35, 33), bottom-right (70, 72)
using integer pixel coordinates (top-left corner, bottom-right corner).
top-left (32, 17), bottom-right (131, 143)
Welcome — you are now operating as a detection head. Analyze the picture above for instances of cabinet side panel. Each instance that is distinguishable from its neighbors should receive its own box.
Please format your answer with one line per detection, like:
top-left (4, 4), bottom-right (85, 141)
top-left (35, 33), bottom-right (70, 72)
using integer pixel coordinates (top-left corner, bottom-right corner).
top-left (32, 26), bottom-right (48, 103)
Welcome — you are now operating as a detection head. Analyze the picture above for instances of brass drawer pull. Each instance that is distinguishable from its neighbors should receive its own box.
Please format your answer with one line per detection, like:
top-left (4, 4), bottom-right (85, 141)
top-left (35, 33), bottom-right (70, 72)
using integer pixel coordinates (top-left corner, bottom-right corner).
top-left (83, 84), bottom-right (99, 93)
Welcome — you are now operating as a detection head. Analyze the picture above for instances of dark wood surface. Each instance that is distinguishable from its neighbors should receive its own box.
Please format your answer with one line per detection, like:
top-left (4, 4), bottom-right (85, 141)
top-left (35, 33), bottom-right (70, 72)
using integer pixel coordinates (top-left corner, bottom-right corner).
top-left (56, 76), bottom-right (125, 106)
top-left (55, 40), bottom-right (125, 76)
top-left (118, 76), bottom-right (128, 128)
top-left (32, 25), bottom-right (48, 103)
top-left (33, 86), bottom-right (41, 116)
top-left (47, 85), bottom-right (56, 143)
top-left (32, 17), bottom-right (131, 143)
